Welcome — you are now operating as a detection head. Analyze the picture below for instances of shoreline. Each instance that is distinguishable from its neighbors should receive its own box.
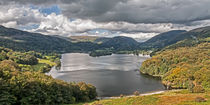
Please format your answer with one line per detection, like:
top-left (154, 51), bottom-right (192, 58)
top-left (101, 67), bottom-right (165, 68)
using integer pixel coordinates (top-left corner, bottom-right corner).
top-left (63, 52), bottom-right (151, 57)
top-left (97, 89), bottom-right (181, 100)
top-left (97, 90), bottom-right (166, 100)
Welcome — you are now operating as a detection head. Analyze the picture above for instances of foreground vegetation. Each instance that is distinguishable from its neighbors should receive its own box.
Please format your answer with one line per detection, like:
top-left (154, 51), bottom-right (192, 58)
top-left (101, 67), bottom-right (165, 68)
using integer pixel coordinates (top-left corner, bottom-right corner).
top-left (0, 47), bottom-right (97, 105)
top-left (77, 89), bottom-right (210, 105)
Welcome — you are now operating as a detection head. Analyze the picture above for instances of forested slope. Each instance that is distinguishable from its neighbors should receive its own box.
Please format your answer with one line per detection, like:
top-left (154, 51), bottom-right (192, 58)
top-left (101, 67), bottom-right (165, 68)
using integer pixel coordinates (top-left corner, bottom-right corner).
top-left (0, 47), bottom-right (97, 105)
top-left (140, 37), bottom-right (210, 89)
top-left (140, 30), bottom-right (186, 49)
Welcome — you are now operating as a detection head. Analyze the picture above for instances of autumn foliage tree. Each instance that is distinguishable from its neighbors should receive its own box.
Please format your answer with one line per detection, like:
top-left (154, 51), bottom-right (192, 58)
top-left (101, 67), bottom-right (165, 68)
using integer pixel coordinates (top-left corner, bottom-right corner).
top-left (0, 60), bottom-right (97, 105)
top-left (140, 42), bottom-right (210, 89)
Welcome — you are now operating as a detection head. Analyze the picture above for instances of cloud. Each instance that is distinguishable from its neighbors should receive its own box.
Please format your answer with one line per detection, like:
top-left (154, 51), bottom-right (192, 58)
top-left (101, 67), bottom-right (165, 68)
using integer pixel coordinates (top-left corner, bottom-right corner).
top-left (2, 0), bottom-right (210, 24)
top-left (61, 0), bottom-right (210, 24)
top-left (0, 5), bottom-right (43, 26)
top-left (1, 21), bottom-right (17, 28)
top-left (1, 1), bottom-right (210, 41)
top-left (120, 32), bottom-right (157, 39)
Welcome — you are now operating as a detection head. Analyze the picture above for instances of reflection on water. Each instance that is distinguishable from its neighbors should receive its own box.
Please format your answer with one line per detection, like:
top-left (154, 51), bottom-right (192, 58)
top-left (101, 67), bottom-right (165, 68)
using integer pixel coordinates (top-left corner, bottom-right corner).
top-left (47, 53), bottom-right (164, 97)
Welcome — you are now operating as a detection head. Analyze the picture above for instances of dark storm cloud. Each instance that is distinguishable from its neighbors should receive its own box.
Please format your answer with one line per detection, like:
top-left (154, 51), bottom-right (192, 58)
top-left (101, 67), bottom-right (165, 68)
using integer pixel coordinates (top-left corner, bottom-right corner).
top-left (2, 0), bottom-right (210, 24)
top-left (1, 0), bottom-right (210, 39)
top-left (0, 0), bottom-right (77, 5)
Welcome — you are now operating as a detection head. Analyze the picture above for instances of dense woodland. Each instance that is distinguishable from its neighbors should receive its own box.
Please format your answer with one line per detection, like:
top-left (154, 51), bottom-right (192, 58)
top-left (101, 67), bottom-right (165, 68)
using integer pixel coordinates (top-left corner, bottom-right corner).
top-left (0, 47), bottom-right (97, 105)
top-left (140, 37), bottom-right (210, 90)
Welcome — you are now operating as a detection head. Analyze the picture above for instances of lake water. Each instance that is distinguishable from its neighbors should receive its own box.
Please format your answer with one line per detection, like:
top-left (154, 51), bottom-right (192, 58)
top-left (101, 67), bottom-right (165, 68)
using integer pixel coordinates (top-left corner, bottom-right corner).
top-left (47, 53), bottom-right (164, 97)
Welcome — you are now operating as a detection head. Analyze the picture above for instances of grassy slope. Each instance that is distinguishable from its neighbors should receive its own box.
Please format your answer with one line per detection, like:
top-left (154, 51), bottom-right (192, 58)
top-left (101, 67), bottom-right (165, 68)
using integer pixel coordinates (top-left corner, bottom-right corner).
top-left (69, 36), bottom-right (99, 43)
top-left (69, 89), bottom-right (210, 105)
top-left (30, 58), bottom-right (57, 71)
top-left (19, 57), bottom-right (57, 71)
top-left (38, 58), bottom-right (56, 66)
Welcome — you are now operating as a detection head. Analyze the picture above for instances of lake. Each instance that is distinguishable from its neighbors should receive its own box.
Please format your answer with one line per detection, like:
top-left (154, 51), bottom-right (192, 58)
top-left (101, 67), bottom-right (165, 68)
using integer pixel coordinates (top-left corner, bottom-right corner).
top-left (47, 53), bottom-right (164, 97)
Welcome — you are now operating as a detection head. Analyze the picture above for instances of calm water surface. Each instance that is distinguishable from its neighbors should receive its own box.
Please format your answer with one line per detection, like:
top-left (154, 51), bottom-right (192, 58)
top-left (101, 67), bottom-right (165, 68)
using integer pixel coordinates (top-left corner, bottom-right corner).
top-left (48, 53), bottom-right (164, 97)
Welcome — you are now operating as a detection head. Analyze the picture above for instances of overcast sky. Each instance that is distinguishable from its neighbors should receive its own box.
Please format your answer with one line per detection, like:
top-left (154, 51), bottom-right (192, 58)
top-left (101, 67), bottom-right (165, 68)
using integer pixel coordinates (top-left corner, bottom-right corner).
top-left (1, 0), bottom-right (210, 40)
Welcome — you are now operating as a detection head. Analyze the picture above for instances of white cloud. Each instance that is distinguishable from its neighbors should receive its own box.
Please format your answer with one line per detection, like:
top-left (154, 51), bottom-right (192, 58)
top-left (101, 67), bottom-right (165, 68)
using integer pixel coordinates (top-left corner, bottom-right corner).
top-left (2, 0), bottom-right (210, 24)
top-left (0, 5), bottom-right (44, 27)
top-left (1, 21), bottom-right (17, 28)
top-left (1, 4), bottom-right (210, 41)
top-left (54, 0), bottom-right (210, 24)
top-left (120, 32), bottom-right (157, 39)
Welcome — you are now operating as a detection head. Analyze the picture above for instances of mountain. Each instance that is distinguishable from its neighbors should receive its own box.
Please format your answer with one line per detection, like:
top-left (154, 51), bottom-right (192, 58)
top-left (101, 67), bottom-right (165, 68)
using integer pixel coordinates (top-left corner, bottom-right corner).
top-left (68, 36), bottom-right (141, 51)
top-left (161, 26), bottom-right (210, 50)
top-left (140, 26), bottom-right (210, 89)
top-left (100, 36), bottom-right (139, 51)
top-left (141, 26), bottom-right (210, 50)
top-left (140, 30), bottom-right (187, 49)
top-left (177, 26), bottom-right (210, 40)
top-left (0, 25), bottom-right (104, 53)
top-left (0, 25), bottom-right (141, 53)
top-left (0, 25), bottom-right (74, 53)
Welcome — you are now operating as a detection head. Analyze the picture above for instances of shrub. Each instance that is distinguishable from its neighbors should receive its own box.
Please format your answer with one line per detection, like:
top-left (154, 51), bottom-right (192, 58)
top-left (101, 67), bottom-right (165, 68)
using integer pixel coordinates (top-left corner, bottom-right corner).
top-left (120, 94), bottom-right (124, 98)
top-left (133, 91), bottom-right (140, 96)
top-left (192, 85), bottom-right (205, 93)
top-left (188, 81), bottom-right (195, 93)
top-left (195, 97), bottom-right (206, 102)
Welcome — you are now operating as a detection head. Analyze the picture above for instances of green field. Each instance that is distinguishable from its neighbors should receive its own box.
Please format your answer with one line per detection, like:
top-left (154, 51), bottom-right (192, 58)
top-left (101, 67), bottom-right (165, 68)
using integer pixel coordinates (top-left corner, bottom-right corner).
top-left (38, 58), bottom-right (56, 66)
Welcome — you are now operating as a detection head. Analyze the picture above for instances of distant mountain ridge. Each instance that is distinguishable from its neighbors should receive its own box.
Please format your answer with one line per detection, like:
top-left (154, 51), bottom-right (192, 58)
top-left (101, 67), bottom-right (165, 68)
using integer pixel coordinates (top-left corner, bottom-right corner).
top-left (101, 36), bottom-right (139, 51)
top-left (0, 25), bottom-right (74, 53)
top-left (1, 25), bottom-right (210, 53)
top-left (0, 25), bottom-right (140, 53)
top-left (140, 26), bottom-right (210, 50)
top-left (140, 30), bottom-right (187, 49)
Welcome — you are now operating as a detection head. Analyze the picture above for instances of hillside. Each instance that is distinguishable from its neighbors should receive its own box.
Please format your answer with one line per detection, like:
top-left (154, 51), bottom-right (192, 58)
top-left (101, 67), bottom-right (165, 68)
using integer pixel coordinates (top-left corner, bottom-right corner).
top-left (68, 36), bottom-right (140, 51)
top-left (141, 42), bottom-right (210, 88)
top-left (94, 37), bottom-right (111, 44)
top-left (0, 25), bottom-right (75, 53)
top-left (0, 26), bottom-right (102, 53)
top-left (69, 36), bottom-right (99, 43)
top-left (140, 26), bottom-right (210, 89)
top-left (100, 36), bottom-right (139, 51)
top-left (0, 47), bottom-right (97, 105)
top-left (163, 27), bottom-right (210, 50)
top-left (140, 26), bottom-right (210, 50)
top-left (0, 26), bottom-right (143, 53)
top-left (140, 30), bottom-right (186, 49)
top-left (78, 89), bottom-right (210, 105)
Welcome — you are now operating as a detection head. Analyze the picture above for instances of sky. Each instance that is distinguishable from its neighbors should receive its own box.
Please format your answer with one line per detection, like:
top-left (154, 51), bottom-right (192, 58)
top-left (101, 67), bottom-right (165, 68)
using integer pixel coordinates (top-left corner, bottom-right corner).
top-left (1, 0), bottom-right (210, 41)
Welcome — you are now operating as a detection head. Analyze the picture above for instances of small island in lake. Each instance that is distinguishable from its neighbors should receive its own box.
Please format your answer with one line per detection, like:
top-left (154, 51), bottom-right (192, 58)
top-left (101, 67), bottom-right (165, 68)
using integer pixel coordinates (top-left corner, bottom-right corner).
top-left (89, 50), bottom-right (112, 57)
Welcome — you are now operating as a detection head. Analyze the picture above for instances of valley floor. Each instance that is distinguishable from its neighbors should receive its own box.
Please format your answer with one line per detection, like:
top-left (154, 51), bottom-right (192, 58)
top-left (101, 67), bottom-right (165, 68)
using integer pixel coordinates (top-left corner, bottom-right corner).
top-left (68, 89), bottom-right (210, 105)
